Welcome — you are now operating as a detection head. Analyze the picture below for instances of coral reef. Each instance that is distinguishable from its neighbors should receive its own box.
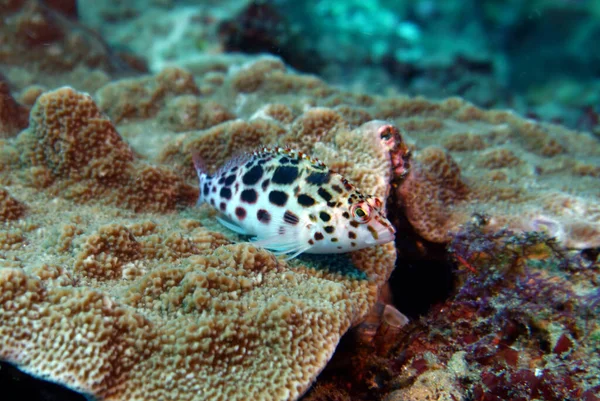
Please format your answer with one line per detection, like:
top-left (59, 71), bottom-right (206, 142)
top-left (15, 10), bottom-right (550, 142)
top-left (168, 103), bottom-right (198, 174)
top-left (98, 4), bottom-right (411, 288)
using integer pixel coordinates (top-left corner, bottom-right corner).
top-left (0, 13), bottom-right (599, 396)
top-left (388, 99), bottom-right (600, 250)
top-left (304, 221), bottom-right (600, 401)
top-left (13, 87), bottom-right (195, 212)
top-left (0, 84), bottom-right (397, 401)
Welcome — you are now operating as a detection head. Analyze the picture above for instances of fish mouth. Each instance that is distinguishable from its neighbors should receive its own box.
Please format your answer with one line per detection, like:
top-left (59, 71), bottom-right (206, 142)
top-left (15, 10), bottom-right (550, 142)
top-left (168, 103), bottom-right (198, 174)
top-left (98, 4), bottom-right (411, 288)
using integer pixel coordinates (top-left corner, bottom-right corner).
top-left (377, 228), bottom-right (396, 244)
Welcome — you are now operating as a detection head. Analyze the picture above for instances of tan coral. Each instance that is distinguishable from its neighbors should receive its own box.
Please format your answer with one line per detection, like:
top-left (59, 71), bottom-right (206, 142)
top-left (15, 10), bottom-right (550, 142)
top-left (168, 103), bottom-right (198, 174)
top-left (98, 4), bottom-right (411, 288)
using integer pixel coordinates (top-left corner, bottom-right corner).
top-left (0, 211), bottom-right (395, 401)
top-left (475, 148), bottom-right (523, 169)
top-left (0, 187), bottom-right (26, 221)
top-left (1, 54), bottom-right (600, 401)
top-left (19, 86), bottom-right (134, 181)
top-left (0, 79), bottom-right (397, 401)
top-left (398, 147), bottom-right (470, 243)
top-left (157, 118), bottom-right (287, 181)
top-left (229, 58), bottom-right (287, 93)
top-left (74, 224), bottom-right (143, 280)
top-left (254, 103), bottom-right (297, 124)
top-left (157, 95), bottom-right (235, 132)
top-left (96, 67), bottom-right (201, 123)
top-left (369, 95), bottom-right (600, 249)
top-left (15, 87), bottom-right (196, 212)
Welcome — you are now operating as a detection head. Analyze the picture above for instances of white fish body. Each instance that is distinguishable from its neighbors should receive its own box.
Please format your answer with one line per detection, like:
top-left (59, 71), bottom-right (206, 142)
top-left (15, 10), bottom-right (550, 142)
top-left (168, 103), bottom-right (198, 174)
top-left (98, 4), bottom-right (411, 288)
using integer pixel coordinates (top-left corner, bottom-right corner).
top-left (194, 146), bottom-right (395, 259)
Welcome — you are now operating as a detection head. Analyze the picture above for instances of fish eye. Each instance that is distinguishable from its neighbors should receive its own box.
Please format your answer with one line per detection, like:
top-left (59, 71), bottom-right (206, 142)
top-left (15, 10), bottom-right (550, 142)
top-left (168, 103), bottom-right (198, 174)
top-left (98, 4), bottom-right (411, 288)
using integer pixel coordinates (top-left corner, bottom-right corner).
top-left (351, 203), bottom-right (371, 223)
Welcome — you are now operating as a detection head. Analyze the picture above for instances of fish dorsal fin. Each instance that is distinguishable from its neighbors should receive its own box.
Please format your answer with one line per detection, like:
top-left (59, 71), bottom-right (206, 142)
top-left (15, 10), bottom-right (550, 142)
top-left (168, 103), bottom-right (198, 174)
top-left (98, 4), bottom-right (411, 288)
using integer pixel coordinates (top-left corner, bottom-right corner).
top-left (215, 151), bottom-right (253, 176)
top-left (254, 145), bottom-right (328, 170)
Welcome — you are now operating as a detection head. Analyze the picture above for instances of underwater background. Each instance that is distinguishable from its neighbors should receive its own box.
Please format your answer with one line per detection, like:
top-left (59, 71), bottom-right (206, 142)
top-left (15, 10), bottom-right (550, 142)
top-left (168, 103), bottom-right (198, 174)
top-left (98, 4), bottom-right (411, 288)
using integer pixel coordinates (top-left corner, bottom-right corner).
top-left (1, 1), bottom-right (599, 401)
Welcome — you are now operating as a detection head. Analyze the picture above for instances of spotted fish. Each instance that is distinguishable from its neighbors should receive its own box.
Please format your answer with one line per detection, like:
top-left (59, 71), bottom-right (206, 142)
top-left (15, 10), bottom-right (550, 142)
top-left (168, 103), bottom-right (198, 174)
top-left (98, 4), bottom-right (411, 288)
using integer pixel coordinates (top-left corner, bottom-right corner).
top-left (193, 146), bottom-right (395, 259)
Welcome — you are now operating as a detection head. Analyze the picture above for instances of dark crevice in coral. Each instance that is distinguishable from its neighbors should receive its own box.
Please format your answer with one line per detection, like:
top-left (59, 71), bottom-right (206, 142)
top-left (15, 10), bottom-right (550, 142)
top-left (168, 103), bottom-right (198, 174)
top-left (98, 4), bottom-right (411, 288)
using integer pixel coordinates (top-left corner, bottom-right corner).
top-left (386, 182), bottom-right (458, 319)
top-left (0, 361), bottom-right (86, 401)
top-left (387, 256), bottom-right (456, 319)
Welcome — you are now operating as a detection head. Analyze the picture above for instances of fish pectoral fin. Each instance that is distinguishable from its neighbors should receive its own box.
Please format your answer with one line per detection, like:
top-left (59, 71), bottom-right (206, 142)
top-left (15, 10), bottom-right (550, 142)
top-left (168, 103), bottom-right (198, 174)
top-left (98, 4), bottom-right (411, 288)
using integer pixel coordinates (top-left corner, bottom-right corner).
top-left (250, 235), bottom-right (311, 260)
top-left (248, 212), bottom-right (314, 259)
top-left (250, 236), bottom-right (298, 251)
top-left (216, 216), bottom-right (250, 235)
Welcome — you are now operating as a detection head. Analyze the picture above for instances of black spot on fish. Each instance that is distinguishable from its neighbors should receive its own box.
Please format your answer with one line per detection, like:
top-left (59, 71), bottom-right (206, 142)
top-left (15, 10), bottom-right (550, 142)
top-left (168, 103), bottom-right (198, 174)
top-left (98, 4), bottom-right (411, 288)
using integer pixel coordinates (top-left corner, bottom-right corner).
top-left (318, 188), bottom-right (332, 202)
top-left (351, 242), bottom-right (356, 247)
top-left (350, 221), bottom-right (359, 228)
top-left (297, 194), bottom-right (315, 207)
top-left (319, 211), bottom-right (331, 222)
top-left (279, 157), bottom-right (289, 164)
top-left (219, 202), bottom-right (226, 211)
top-left (231, 166), bottom-right (238, 172)
top-left (332, 184), bottom-right (343, 194)
top-left (314, 232), bottom-right (324, 241)
top-left (283, 210), bottom-right (300, 225)
top-left (342, 211), bottom-right (350, 219)
top-left (331, 237), bottom-right (338, 242)
top-left (224, 175), bottom-right (236, 186)
top-left (308, 239), bottom-right (315, 245)
top-left (269, 190), bottom-right (288, 206)
top-left (327, 201), bottom-right (336, 208)
top-left (235, 207), bottom-right (246, 220)
top-left (272, 166), bottom-right (299, 185)
top-left (278, 226), bottom-right (286, 235)
top-left (290, 158), bottom-right (299, 165)
top-left (309, 214), bottom-right (317, 222)
top-left (203, 183), bottom-right (210, 196)
top-left (258, 159), bottom-right (268, 166)
top-left (212, 186), bottom-right (217, 193)
top-left (348, 231), bottom-right (356, 239)
top-left (210, 199), bottom-right (215, 206)
top-left (261, 179), bottom-right (270, 191)
top-left (243, 165), bottom-right (263, 185)
top-left (257, 209), bottom-right (271, 223)
top-left (218, 176), bottom-right (225, 185)
top-left (234, 183), bottom-right (239, 193)
top-left (220, 187), bottom-right (232, 200)
top-left (244, 161), bottom-right (253, 169)
top-left (306, 172), bottom-right (331, 185)
top-left (324, 226), bottom-right (334, 234)
top-left (241, 189), bottom-right (258, 203)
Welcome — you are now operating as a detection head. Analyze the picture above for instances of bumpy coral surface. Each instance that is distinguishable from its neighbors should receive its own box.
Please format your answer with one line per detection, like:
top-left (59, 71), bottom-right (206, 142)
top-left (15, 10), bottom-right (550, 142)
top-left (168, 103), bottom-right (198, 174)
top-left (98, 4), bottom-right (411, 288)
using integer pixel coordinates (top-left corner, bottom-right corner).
top-left (0, 49), bottom-right (599, 401)
top-left (0, 85), bottom-right (396, 401)
top-left (393, 106), bottom-right (600, 249)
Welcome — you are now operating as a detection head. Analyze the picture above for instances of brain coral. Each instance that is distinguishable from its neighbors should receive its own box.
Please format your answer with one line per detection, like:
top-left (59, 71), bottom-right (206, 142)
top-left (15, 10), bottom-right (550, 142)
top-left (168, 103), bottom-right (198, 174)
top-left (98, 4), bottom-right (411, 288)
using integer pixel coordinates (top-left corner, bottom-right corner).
top-left (0, 85), bottom-right (397, 400)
